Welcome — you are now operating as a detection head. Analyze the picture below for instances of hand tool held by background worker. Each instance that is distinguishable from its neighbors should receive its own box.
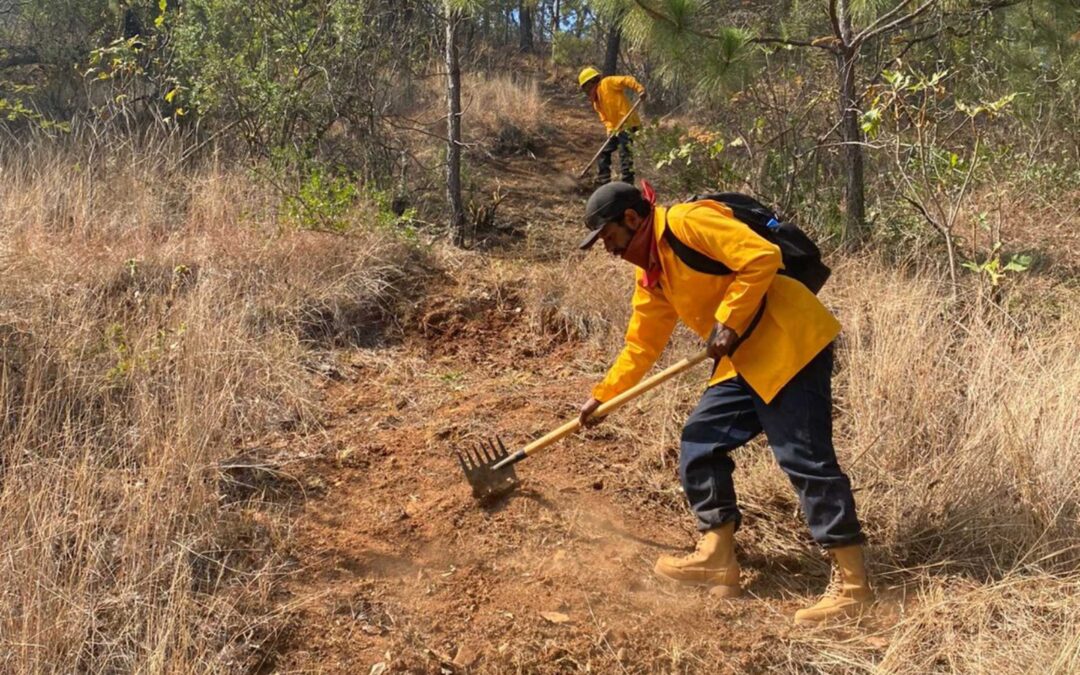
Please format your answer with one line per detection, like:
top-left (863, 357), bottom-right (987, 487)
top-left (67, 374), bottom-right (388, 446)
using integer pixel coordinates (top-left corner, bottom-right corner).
top-left (576, 95), bottom-right (645, 179)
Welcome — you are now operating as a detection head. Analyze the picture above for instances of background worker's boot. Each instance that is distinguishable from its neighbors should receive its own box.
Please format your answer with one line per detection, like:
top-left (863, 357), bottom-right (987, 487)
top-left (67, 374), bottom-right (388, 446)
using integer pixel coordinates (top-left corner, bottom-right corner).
top-left (794, 545), bottom-right (873, 625)
top-left (654, 522), bottom-right (741, 597)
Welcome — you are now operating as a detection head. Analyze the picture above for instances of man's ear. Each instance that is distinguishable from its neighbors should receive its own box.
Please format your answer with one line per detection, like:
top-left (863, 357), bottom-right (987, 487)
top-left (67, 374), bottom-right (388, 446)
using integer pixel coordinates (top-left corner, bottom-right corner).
top-left (623, 208), bottom-right (642, 230)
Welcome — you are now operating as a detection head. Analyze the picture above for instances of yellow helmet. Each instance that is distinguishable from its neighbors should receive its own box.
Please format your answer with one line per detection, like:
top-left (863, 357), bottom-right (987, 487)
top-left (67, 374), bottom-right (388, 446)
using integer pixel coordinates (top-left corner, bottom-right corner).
top-left (577, 66), bottom-right (601, 88)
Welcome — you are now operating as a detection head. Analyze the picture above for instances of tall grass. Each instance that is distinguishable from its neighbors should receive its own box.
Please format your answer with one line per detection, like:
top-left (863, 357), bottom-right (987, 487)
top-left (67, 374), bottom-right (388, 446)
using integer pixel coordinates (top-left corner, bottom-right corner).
top-left (463, 73), bottom-right (549, 155)
top-left (0, 140), bottom-right (427, 672)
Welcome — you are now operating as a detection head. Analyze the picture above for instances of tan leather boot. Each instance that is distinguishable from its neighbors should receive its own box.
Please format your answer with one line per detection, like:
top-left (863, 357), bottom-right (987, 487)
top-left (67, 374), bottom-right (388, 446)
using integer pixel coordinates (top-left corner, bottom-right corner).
top-left (654, 522), bottom-right (741, 598)
top-left (794, 545), bottom-right (873, 625)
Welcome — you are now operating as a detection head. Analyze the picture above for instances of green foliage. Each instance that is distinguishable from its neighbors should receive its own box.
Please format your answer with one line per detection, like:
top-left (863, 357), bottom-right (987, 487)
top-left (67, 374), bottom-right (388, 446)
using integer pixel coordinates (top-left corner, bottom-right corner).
top-left (280, 162), bottom-right (416, 235)
top-left (638, 123), bottom-right (741, 194)
top-left (165, 0), bottom-right (432, 158)
top-left (283, 166), bottom-right (361, 233)
top-left (0, 86), bottom-right (70, 132)
top-left (610, 0), bottom-right (754, 96)
top-left (962, 244), bottom-right (1033, 287)
top-left (552, 32), bottom-right (596, 67)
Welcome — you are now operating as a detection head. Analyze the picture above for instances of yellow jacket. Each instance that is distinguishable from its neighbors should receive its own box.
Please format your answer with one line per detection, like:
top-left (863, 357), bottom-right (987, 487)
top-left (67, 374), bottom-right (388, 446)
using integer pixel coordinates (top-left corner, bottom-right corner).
top-left (591, 76), bottom-right (644, 133)
top-left (592, 201), bottom-right (841, 404)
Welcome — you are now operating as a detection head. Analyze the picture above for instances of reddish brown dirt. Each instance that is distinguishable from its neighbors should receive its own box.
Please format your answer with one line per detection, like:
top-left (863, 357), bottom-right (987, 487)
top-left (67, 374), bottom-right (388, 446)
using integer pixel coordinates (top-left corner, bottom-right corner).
top-left (253, 79), bottom-right (899, 673)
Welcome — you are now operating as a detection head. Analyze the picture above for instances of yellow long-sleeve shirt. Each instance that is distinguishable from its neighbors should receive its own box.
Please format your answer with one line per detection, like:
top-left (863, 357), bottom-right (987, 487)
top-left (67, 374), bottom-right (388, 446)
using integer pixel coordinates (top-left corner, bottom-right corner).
top-left (592, 201), bottom-right (841, 404)
top-left (591, 75), bottom-right (645, 133)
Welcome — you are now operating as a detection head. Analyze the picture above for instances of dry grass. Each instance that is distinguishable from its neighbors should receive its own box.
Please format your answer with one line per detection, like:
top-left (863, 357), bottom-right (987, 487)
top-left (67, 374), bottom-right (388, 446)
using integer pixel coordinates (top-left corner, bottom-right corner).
top-left (3, 128), bottom-right (1078, 671)
top-left (0, 141), bottom-right (429, 672)
top-left (529, 249), bottom-right (1080, 671)
top-left (463, 72), bottom-right (549, 155)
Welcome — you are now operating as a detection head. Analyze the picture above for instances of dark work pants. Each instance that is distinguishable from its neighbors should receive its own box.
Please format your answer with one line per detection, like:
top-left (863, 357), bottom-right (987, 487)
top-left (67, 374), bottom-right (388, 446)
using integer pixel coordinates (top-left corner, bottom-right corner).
top-left (678, 345), bottom-right (864, 548)
top-left (596, 129), bottom-right (636, 185)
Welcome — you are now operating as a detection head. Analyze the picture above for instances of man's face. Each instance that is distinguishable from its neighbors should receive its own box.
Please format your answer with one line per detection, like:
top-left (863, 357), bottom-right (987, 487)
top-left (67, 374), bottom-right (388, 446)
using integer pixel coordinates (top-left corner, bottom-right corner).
top-left (582, 80), bottom-right (598, 97)
top-left (597, 208), bottom-right (642, 257)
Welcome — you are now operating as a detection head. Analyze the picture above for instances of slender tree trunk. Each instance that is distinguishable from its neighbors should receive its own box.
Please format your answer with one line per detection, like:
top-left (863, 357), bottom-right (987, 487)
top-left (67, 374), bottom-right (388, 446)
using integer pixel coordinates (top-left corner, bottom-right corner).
top-left (445, 5), bottom-right (466, 246)
top-left (835, 48), bottom-right (866, 244)
top-left (519, 2), bottom-right (533, 52)
top-left (832, 0), bottom-right (866, 244)
top-left (550, 0), bottom-right (560, 61)
top-left (603, 21), bottom-right (621, 75)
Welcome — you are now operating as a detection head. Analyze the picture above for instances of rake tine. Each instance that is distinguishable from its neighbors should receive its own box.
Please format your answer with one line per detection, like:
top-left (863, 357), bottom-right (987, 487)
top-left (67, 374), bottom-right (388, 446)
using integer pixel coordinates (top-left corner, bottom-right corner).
top-left (484, 438), bottom-right (499, 462)
top-left (456, 451), bottom-right (470, 472)
top-left (495, 436), bottom-right (509, 458)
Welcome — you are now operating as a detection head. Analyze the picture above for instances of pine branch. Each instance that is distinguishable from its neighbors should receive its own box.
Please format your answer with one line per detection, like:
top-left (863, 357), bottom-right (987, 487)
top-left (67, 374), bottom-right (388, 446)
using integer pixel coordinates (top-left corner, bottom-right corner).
top-left (854, 0), bottom-right (920, 44)
top-left (853, 0), bottom-right (937, 47)
top-left (629, 0), bottom-right (833, 52)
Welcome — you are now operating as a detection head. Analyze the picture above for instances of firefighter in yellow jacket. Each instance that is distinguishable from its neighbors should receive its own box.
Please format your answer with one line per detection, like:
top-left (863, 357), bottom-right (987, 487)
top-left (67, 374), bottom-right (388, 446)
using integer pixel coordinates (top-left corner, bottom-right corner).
top-left (577, 181), bottom-right (872, 624)
top-left (578, 66), bottom-right (645, 186)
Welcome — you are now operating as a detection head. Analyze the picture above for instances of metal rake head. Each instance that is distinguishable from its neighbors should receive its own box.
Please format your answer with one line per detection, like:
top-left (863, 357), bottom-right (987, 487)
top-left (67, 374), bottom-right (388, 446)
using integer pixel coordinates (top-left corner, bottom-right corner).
top-left (455, 436), bottom-right (519, 500)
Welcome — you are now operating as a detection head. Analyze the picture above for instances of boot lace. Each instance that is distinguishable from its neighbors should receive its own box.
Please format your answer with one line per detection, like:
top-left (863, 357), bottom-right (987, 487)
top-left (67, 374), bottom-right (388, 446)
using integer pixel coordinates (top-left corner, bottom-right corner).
top-left (822, 557), bottom-right (844, 598)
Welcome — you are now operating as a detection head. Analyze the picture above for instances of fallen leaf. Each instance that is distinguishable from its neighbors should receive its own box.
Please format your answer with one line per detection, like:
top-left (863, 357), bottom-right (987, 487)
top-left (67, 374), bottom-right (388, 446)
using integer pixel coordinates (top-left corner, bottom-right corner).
top-left (540, 611), bottom-right (571, 624)
top-left (369, 663), bottom-right (387, 675)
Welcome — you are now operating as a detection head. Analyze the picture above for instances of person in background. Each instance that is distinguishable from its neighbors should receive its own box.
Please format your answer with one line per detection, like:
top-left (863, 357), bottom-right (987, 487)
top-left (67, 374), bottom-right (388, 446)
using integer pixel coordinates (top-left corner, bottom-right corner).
top-left (578, 66), bottom-right (645, 187)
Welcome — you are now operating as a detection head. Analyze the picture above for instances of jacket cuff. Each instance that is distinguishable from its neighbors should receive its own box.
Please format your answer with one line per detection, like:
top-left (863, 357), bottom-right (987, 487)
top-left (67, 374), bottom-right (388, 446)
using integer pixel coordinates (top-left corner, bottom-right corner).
top-left (713, 304), bottom-right (745, 336)
top-left (591, 381), bottom-right (619, 402)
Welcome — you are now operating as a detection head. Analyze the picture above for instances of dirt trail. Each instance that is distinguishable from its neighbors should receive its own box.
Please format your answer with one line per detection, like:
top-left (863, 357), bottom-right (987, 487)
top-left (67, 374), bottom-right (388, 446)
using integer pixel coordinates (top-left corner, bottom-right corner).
top-left (255, 79), bottom-right (886, 674)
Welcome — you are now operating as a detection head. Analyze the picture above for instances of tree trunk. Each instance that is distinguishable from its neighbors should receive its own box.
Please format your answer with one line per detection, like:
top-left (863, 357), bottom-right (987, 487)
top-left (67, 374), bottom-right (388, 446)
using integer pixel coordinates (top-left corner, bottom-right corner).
top-left (550, 0), bottom-right (560, 61)
top-left (835, 48), bottom-right (866, 244)
top-left (445, 5), bottom-right (466, 246)
top-left (831, 0), bottom-right (866, 245)
top-left (519, 2), bottom-right (533, 52)
top-left (603, 21), bottom-right (621, 75)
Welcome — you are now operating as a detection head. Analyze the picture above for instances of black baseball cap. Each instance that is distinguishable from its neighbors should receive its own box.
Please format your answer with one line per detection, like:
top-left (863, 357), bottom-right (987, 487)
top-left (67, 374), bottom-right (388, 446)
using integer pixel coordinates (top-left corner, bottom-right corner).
top-left (579, 181), bottom-right (644, 250)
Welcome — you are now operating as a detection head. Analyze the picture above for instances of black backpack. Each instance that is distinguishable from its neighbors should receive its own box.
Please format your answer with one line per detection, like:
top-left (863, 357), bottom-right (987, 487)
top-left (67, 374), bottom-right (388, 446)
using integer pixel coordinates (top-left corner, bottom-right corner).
top-left (662, 192), bottom-right (831, 294)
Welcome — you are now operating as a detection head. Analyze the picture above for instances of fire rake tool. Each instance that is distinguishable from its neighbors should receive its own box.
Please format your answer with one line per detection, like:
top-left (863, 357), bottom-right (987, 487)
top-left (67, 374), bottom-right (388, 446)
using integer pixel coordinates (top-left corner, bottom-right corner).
top-left (575, 96), bottom-right (645, 180)
top-left (456, 349), bottom-right (709, 500)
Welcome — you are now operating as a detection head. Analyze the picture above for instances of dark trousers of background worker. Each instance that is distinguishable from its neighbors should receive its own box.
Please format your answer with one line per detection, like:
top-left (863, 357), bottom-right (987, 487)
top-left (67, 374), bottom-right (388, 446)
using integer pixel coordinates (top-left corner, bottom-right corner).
top-left (678, 344), bottom-right (865, 548)
top-left (596, 128), bottom-right (636, 186)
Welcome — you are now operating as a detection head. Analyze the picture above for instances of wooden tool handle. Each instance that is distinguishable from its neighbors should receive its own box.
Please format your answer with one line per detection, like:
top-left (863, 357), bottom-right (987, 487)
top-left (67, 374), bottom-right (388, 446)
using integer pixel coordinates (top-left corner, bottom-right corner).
top-left (519, 349), bottom-right (709, 459)
top-left (576, 96), bottom-right (645, 179)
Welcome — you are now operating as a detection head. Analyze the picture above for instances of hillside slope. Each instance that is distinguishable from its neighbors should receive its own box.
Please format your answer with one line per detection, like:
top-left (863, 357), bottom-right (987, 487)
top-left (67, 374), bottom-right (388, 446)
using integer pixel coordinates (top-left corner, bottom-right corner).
top-left (242, 80), bottom-right (1080, 674)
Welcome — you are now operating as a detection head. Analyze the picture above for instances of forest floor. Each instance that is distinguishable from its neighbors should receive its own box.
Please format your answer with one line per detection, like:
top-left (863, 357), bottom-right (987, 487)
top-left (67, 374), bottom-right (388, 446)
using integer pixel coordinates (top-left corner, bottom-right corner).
top-left (249, 79), bottom-right (922, 675)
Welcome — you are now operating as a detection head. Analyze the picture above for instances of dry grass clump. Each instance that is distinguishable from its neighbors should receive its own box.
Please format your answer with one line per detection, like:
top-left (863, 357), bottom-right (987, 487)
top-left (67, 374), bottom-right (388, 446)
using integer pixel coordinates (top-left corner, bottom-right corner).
top-left (529, 250), bottom-right (1080, 670)
top-left (0, 141), bottom-right (429, 671)
top-left (524, 252), bottom-right (632, 343)
top-left (464, 72), bottom-right (549, 155)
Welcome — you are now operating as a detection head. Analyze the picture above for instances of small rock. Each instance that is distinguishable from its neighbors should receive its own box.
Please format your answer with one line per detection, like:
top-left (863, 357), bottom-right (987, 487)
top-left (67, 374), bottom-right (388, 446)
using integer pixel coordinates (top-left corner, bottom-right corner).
top-left (540, 611), bottom-right (571, 624)
top-left (369, 663), bottom-right (388, 675)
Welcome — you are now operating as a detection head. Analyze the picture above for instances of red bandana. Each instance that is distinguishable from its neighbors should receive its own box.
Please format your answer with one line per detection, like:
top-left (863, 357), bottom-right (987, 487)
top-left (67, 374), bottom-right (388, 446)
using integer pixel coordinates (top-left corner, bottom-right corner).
top-left (639, 180), bottom-right (662, 289)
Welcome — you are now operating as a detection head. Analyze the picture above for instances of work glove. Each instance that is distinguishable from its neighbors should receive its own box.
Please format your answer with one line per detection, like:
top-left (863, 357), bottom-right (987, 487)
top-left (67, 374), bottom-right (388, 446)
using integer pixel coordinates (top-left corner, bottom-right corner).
top-left (707, 322), bottom-right (738, 365)
top-left (578, 397), bottom-right (604, 428)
